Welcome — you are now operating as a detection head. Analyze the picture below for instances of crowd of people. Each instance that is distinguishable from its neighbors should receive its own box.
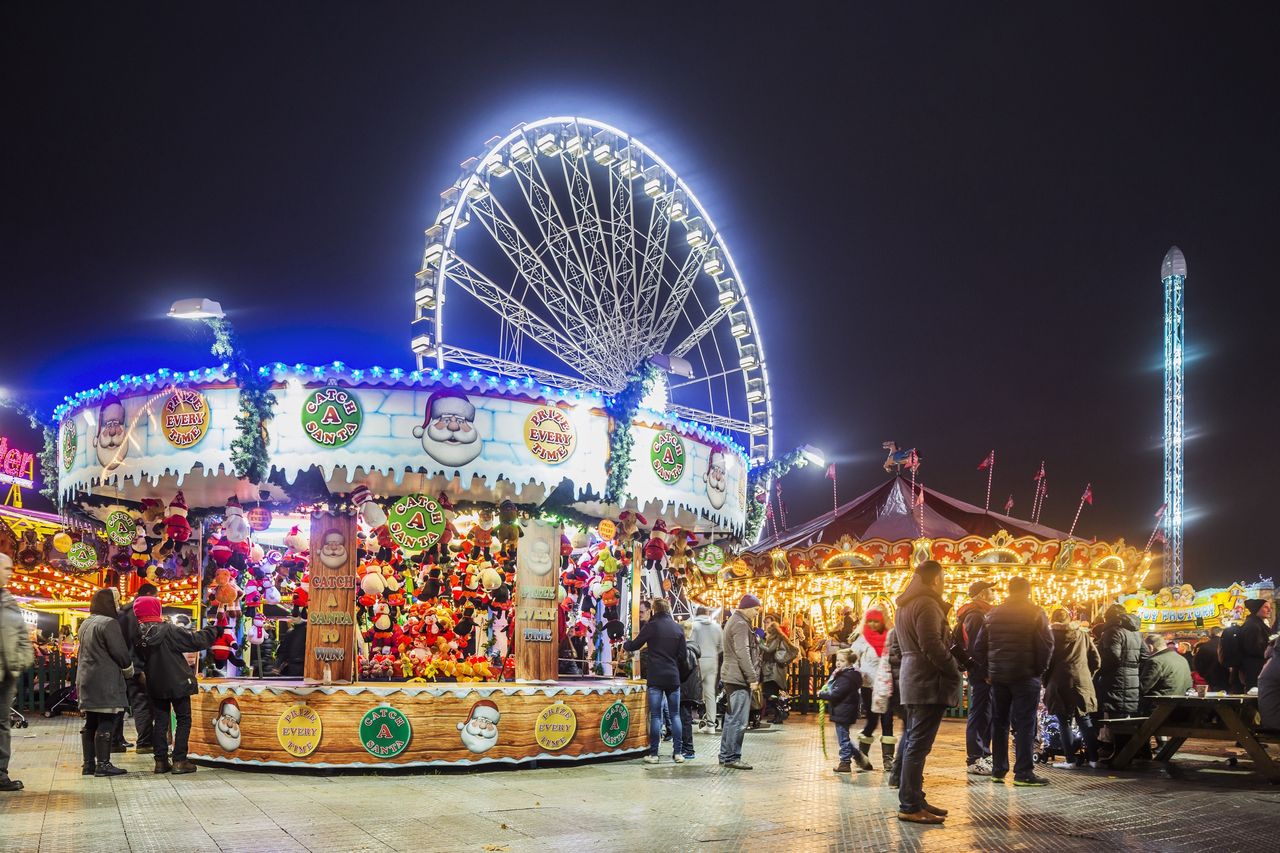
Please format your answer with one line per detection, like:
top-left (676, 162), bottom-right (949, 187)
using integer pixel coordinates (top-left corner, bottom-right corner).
top-left (623, 556), bottom-right (1279, 828)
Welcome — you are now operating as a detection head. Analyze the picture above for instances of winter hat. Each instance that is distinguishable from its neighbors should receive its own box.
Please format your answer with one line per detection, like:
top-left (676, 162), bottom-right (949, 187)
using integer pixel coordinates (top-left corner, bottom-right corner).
top-left (168, 491), bottom-right (188, 516)
top-left (133, 596), bottom-right (163, 623)
top-left (350, 485), bottom-right (372, 507)
top-left (1244, 598), bottom-right (1267, 615)
top-left (651, 519), bottom-right (669, 534)
top-left (864, 607), bottom-right (885, 621)
top-left (738, 593), bottom-right (761, 610)
top-left (413, 390), bottom-right (475, 438)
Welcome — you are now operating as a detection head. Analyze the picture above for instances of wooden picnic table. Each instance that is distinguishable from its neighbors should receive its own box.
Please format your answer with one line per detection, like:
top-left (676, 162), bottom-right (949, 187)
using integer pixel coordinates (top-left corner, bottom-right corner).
top-left (1110, 694), bottom-right (1280, 783)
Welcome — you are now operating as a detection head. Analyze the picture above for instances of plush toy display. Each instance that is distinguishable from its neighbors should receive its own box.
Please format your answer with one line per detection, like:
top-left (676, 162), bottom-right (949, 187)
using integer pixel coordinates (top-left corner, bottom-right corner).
top-left (495, 500), bottom-right (522, 556)
top-left (643, 518), bottom-right (671, 573)
top-left (164, 491), bottom-right (191, 543)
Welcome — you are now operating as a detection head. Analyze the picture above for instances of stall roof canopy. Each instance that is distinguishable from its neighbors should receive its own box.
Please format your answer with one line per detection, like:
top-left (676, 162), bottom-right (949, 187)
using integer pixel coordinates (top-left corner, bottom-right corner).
top-left (750, 476), bottom-right (1081, 554)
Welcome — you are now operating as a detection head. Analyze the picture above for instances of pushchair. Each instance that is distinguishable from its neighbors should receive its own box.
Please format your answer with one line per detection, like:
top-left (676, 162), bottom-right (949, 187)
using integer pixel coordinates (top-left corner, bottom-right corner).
top-left (8, 707), bottom-right (29, 729)
top-left (42, 683), bottom-right (78, 717)
top-left (1034, 703), bottom-right (1082, 764)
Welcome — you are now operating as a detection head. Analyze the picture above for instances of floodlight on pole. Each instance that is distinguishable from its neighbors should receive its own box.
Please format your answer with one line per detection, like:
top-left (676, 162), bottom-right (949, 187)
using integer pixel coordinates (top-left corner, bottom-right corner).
top-left (167, 298), bottom-right (225, 320)
top-left (799, 445), bottom-right (826, 468)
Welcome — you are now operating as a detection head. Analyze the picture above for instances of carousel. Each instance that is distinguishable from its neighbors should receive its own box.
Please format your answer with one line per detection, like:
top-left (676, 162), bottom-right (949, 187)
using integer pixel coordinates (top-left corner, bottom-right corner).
top-left (692, 476), bottom-right (1150, 630)
top-left (46, 117), bottom-right (813, 770)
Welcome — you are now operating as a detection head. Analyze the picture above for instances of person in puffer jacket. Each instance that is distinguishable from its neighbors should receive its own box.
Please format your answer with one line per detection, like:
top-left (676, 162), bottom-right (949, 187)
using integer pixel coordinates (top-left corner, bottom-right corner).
top-left (819, 648), bottom-right (873, 773)
top-left (1095, 605), bottom-right (1144, 718)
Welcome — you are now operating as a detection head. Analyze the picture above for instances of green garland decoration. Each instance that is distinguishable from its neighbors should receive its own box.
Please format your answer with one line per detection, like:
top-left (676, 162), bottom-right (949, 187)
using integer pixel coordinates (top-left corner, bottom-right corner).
top-left (207, 318), bottom-right (277, 484)
top-left (602, 361), bottom-right (664, 506)
top-left (742, 447), bottom-right (810, 542)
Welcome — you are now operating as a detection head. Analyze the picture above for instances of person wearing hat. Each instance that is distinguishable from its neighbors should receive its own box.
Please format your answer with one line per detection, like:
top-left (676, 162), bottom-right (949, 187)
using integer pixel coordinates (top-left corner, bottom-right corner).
top-left (1238, 598), bottom-right (1274, 690)
top-left (718, 594), bottom-right (762, 770)
top-left (116, 583), bottom-right (161, 754)
top-left (135, 596), bottom-right (221, 774)
top-left (953, 580), bottom-right (996, 774)
top-left (0, 554), bottom-right (35, 792)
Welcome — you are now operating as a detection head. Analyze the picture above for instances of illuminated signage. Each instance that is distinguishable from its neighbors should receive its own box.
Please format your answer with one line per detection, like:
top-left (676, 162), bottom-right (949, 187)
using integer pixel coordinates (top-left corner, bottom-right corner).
top-left (0, 436), bottom-right (35, 489)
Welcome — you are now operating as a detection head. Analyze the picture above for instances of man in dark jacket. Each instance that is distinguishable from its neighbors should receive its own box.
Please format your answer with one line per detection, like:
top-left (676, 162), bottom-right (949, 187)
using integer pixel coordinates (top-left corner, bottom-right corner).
top-left (953, 581), bottom-right (995, 774)
top-left (1193, 628), bottom-right (1230, 692)
top-left (1239, 599), bottom-right (1274, 690)
top-left (894, 561), bottom-right (962, 825)
top-left (623, 598), bottom-right (689, 765)
top-left (116, 583), bottom-right (160, 753)
top-left (1095, 605), bottom-right (1144, 718)
top-left (135, 596), bottom-right (219, 774)
top-left (677, 637), bottom-right (702, 761)
top-left (974, 576), bottom-right (1053, 786)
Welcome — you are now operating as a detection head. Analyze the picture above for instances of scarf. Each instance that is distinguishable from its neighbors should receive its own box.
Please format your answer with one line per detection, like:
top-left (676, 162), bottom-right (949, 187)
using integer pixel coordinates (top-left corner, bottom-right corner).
top-left (862, 624), bottom-right (886, 657)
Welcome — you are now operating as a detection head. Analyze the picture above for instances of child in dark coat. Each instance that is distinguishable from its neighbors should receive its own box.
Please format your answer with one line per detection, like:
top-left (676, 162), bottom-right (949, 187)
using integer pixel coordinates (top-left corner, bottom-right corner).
top-left (678, 636), bottom-right (703, 760)
top-left (818, 649), bottom-right (873, 772)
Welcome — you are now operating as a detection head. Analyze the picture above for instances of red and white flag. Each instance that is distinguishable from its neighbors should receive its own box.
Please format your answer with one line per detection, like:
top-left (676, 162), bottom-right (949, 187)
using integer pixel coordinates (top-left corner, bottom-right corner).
top-left (1154, 503), bottom-right (1167, 520)
top-left (913, 488), bottom-right (925, 507)
top-left (825, 463), bottom-right (836, 481)
top-left (1081, 484), bottom-right (1094, 506)
top-left (1004, 495), bottom-right (1014, 514)
top-left (978, 451), bottom-right (994, 471)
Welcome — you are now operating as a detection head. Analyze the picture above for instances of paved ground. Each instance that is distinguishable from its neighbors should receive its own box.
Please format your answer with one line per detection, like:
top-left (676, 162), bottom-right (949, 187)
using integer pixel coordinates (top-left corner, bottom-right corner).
top-left (2, 712), bottom-right (1277, 852)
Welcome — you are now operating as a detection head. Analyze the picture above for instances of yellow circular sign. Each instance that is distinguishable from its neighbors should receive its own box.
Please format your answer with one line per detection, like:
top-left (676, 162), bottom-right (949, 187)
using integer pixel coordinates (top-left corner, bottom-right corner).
top-left (597, 519), bottom-right (617, 541)
top-left (533, 701), bottom-right (577, 751)
top-left (162, 388), bottom-right (210, 449)
top-left (523, 406), bottom-right (577, 464)
top-left (277, 703), bottom-right (322, 758)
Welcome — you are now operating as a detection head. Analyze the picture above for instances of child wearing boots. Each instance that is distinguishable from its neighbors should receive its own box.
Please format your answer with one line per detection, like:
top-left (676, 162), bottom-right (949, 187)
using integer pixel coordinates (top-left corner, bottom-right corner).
top-left (818, 648), bottom-right (873, 772)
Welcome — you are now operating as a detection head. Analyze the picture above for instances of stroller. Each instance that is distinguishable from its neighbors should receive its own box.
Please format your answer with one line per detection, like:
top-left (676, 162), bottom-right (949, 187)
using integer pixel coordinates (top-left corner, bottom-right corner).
top-left (8, 707), bottom-right (29, 729)
top-left (1034, 703), bottom-right (1082, 764)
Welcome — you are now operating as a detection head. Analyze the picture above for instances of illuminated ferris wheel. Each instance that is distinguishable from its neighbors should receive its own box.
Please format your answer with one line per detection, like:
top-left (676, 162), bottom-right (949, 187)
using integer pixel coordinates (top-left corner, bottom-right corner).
top-left (410, 116), bottom-right (774, 463)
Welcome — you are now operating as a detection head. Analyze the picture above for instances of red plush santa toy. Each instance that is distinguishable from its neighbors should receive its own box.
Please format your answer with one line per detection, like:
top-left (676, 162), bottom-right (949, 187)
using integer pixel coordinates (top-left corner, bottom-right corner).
top-left (351, 484), bottom-right (394, 553)
top-left (224, 497), bottom-right (251, 557)
top-left (164, 491), bottom-right (191, 543)
top-left (643, 518), bottom-right (671, 573)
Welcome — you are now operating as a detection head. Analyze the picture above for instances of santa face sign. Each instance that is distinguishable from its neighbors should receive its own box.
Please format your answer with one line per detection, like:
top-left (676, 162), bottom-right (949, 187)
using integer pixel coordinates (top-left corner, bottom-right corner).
top-left (93, 398), bottom-right (129, 471)
top-left (413, 390), bottom-right (483, 468)
top-left (457, 700), bottom-right (501, 754)
top-left (527, 539), bottom-right (553, 576)
top-left (318, 529), bottom-right (348, 569)
top-left (213, 698), bottom-right (242, 752)
top-left (706, 449), bottom-right (728, 509)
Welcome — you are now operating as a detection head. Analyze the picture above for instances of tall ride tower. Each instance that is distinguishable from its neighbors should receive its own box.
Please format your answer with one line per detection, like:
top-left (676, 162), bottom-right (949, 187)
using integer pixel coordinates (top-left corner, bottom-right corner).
top-left (1161, 246), bottom-right (1187, 586)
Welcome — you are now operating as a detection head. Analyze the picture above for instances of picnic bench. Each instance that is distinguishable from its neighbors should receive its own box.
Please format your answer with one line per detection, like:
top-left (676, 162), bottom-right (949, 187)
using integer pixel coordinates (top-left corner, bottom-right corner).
top-left (1109, 694), bottom-right (1280, 783)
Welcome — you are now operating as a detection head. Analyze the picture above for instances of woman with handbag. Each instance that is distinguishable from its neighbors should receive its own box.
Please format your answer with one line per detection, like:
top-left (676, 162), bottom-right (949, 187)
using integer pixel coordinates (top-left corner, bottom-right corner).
top-left (759, 613), bottom-right (799, 725)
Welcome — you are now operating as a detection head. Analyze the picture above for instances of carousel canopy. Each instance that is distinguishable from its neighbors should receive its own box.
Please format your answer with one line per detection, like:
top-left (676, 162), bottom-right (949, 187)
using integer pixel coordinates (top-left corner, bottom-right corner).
top-left (750, 476), bottom-right (1080, 555)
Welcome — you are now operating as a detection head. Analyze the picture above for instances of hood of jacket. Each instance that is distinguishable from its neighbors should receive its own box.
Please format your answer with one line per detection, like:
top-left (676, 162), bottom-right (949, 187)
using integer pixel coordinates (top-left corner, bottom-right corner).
top-left (692, 614), bottom-right (714, 626)
top-left (896, 573), bottom-right (950, 616)
top-left (1118, 612), bottom-right (1141, 632)
top-left (955, 599), bottom-right (992, 622)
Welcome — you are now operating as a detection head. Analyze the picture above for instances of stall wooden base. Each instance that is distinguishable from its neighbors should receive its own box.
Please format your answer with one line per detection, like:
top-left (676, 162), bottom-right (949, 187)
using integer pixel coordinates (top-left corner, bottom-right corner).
top-left (188, 678), bottom-right (648, 769)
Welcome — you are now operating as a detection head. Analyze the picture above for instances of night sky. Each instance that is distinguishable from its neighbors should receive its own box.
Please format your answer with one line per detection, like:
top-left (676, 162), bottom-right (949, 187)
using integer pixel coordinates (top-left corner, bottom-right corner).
top-left (5, 5), bottom-right (1278, 587)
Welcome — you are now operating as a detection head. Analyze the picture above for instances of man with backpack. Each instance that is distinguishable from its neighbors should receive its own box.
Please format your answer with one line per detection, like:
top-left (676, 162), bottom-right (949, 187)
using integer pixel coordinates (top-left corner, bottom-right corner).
top-left (953, 581), bottom-right (995, 775)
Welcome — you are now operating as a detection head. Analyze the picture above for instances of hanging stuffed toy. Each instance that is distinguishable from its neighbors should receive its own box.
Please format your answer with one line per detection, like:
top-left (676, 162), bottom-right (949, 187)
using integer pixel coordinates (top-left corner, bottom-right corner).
top-left (351, 484), bottom-right (394, 558)
top-left (617, 511), bottom-right (646, 546)
top-left (643, 518), bottom-right (671, 574)
top-left (292, 571), bottom-right (310, 618)
top-left (140, 498), bottom-right (166, 539)
top-left (495, 500), bottom-right (522, 557)
top-left (17, 529), bottom-right (41, 568)
top-left (130, 524), bottom-right (150, 572)
top-left (164, 491), bottom-right (191, 543)
top-left (246, 613), bottom-right (266, 646)
top-left (471, 507), bottom-right (495, 560)
top-left (223, 497), bottom-right (251, 553)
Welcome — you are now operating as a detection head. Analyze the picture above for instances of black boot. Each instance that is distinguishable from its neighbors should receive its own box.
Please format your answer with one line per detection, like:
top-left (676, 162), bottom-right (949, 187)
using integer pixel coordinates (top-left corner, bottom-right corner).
top-left (881, 736), bottom-right (897, 774)
top-left (94, 731), bottom-right (127, 777)
top-left (80, 729), bottom-right (96, 775)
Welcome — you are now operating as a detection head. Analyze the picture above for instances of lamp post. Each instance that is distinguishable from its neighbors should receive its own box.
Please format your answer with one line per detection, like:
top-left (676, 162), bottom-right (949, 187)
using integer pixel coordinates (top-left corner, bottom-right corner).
top-left (168, 298), bottom-right (274, 484)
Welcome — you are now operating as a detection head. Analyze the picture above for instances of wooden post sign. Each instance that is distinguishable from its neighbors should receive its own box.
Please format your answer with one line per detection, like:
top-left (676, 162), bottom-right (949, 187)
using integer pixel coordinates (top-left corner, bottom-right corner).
top-left (515, 519), bottom-right (560, 682)
top-left (303, 512), bottom-right (358, 684)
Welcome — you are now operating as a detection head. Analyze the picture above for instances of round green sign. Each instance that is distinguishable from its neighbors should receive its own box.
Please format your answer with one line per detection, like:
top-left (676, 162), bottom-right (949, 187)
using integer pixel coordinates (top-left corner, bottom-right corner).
top-left (105, 511), bottom-right (136, 547)
top-left (61, 424), bottom-right (77, 472)
top-left (696, 544), bottom-right (726, 575)
top-left (301, 387), bottom-right (363, 448)
top-left (67, 541), bottom-right (98, 571)
top-left (386, 494), bottom-right (447, 553)
top-left (359, 705), bottom-right (411, 759)
top-left (649, 430), bottom-right (687, 484)
top-left (600, 700), bottom-right (631, 748)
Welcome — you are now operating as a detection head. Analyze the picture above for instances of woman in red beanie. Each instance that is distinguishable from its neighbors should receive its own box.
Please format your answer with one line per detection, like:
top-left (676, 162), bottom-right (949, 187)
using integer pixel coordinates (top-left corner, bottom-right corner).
top-left (135, 596), bottom-right (220, 774)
